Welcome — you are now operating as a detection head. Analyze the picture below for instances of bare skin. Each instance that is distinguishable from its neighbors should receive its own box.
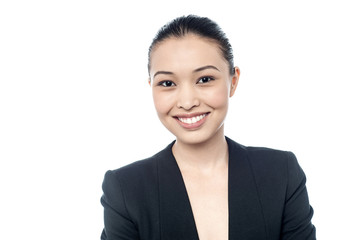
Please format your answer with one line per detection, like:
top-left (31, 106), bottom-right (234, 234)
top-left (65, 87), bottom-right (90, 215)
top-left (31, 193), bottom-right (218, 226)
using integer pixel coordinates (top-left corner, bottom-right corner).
top-left (172, 128), bottom-right (229, 240)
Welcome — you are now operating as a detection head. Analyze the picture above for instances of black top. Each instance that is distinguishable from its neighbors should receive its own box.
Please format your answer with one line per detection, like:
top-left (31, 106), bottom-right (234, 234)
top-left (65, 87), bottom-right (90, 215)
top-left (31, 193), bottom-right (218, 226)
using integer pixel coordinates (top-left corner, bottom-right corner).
top-left (100, 137), bottom-right (316, 239)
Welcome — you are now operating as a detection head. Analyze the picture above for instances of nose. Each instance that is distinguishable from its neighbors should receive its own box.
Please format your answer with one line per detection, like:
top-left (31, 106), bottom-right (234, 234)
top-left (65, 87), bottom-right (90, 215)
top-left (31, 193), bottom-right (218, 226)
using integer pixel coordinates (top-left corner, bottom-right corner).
top-left (176, 84), bottom-right (200, 110)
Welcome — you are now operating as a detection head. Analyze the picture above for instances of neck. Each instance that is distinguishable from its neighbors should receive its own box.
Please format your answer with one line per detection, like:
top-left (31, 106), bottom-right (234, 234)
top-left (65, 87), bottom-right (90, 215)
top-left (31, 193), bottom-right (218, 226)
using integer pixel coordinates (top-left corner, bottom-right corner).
top-left (172, 127), bottom-right (228, 171)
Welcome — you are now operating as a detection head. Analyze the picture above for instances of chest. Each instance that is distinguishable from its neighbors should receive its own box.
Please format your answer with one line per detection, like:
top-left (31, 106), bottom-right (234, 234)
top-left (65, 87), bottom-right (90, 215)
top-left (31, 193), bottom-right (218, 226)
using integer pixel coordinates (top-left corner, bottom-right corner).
top-left (182, 170), bottom-right (229, 240)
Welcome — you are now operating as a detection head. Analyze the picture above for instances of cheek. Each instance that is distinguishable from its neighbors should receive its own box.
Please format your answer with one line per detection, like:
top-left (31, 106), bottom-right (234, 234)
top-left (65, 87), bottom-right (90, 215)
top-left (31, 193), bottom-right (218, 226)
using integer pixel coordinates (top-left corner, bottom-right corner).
top-left (204, 84), bottom-right (229, 109)
top-left (152, 90), bottom-right (174, 115)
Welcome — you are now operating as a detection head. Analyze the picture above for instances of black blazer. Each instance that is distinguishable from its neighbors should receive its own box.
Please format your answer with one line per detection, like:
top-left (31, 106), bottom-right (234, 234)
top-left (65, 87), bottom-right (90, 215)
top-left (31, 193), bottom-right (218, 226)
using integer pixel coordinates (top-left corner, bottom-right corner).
top-left (101, 137), bottom-right (316, 240)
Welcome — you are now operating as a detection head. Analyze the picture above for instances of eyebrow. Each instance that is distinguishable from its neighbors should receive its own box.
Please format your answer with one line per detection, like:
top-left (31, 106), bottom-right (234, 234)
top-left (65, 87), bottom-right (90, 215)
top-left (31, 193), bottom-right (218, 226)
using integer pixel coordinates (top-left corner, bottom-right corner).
top-left (193, 65), bottom-right (220, 73)
top-left (153, 71), bottom-right (174, 79)
top-left (152, 65), bottom-right (220, 79)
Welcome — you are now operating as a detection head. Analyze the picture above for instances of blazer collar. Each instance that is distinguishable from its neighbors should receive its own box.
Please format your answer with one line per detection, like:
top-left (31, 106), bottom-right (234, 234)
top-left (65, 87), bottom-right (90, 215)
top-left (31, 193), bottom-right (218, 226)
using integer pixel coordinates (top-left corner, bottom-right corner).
top-left (156, 137), bottom-right (267, 240)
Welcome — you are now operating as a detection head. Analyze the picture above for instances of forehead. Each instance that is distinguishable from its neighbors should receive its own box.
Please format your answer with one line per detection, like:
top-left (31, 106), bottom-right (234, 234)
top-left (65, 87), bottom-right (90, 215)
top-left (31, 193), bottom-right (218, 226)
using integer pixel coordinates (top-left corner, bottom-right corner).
top-left (149, 34), bottom-right (227, 74)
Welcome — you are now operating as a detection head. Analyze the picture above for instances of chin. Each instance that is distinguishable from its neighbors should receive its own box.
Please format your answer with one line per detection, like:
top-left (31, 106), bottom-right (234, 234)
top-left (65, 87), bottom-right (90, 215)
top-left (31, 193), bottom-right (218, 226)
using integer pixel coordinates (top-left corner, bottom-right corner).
top-left (176, 136), bottom-right (207, 145)
top-left (173, 128), bottom-right (224, 146)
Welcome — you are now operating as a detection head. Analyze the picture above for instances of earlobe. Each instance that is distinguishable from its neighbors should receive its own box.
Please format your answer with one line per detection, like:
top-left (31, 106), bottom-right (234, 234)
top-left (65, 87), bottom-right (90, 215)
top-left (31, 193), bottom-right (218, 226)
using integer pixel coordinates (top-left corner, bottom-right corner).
top-left (229, 67), bottom-right (240, 97)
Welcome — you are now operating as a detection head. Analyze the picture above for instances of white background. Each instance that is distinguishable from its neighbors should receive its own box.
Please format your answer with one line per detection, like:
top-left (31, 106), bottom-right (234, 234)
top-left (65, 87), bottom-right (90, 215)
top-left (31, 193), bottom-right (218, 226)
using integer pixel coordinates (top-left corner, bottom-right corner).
top-left (1, 0), bottom-right (360, 239)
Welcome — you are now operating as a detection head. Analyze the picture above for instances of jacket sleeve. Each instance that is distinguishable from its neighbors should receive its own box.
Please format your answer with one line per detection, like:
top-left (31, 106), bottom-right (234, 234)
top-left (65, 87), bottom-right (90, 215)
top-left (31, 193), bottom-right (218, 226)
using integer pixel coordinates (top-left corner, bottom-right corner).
top-left (281, 152), bottom-right (316, 240)
top-left (100, 170), bottom-right (140, 240)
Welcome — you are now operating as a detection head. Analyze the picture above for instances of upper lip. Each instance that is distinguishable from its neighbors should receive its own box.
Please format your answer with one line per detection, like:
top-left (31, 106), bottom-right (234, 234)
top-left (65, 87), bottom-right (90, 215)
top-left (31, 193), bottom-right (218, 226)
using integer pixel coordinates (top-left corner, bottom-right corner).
top-left (173, 112), bottom-right (210, 118)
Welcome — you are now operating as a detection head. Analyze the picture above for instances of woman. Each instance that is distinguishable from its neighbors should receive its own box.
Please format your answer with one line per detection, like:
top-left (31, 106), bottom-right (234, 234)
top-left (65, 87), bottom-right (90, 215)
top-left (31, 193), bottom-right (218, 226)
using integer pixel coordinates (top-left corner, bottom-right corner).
top-left (100, 15), bottom-right (316, 240)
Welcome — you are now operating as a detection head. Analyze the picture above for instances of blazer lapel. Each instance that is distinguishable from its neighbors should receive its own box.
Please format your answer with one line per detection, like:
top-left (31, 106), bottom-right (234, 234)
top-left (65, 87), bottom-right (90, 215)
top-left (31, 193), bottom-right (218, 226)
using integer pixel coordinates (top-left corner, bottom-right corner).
top-left (157, 141), bottom-right (199, 240)
top-left (156, 138), bottom-right (267, 240)
top-left (227, 137), bottom-right (268, 240)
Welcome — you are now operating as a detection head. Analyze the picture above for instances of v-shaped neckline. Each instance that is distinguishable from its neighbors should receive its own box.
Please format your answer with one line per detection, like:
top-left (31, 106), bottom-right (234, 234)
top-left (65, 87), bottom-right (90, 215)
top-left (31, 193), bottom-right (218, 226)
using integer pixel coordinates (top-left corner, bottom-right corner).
top-left (170, 139), bottom-right (230, 240)
top-left (156, 137), bottom-right (268, 240)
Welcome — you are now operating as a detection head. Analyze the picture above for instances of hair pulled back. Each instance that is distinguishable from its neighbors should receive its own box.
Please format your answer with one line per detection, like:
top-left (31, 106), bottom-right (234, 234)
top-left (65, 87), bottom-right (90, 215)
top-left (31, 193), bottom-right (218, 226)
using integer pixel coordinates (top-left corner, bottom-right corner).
top-left (148, 15), bottom-right (235, 75)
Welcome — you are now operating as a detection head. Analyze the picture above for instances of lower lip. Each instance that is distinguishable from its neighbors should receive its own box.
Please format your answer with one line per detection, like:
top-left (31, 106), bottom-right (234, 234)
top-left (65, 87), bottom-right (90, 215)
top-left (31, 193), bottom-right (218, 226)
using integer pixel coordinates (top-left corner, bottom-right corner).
top-left (175, 114), bottom-right (209, 130)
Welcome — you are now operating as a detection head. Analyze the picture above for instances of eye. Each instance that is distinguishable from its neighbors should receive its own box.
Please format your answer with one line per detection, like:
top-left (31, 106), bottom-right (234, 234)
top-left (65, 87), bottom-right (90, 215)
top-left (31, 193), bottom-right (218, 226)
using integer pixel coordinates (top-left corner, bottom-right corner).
top-left (197, 76), bottom-right (214, 84)
top-left (158, 80), bottom-right (176, 87)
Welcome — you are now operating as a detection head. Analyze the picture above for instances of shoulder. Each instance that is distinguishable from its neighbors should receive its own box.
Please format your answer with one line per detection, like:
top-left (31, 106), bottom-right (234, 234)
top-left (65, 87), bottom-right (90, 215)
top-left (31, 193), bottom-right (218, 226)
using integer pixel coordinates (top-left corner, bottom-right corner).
top-left (227, 137), bottom-right (303, 183)
top-left (102, 156), bottom-right (158, 202)
top-left (227, 137), bottom-right (297, 167)
top-left (110, 156), bottom-right (158, 183)
top-left (247, 146), bottom-right (299, 174)
top-left (103, 141), bottom-right (174, 191)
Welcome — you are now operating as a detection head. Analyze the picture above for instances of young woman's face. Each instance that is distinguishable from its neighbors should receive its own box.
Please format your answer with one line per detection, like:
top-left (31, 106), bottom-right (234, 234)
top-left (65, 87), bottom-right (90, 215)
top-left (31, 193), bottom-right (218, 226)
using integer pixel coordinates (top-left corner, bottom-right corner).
top-left (149, 34), bottom-right (239, 145)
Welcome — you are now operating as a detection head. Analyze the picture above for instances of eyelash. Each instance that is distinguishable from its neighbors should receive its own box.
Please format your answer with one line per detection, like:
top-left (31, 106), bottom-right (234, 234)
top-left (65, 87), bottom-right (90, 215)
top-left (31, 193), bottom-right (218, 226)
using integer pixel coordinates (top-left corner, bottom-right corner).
top-left (197, 76), bottom-right (215, 84)
top-left (157, 76), bottom-right (215, 87)
top-left (158, 80), bottom-right (175, 87)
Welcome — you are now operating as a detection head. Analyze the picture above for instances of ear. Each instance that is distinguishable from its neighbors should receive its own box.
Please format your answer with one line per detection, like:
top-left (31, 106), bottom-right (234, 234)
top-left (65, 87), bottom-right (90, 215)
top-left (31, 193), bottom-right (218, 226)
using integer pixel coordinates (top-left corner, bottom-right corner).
top-left (229, 67), bottom-right (240, 97)
top-left (148, 78), bottom-right (151, 86)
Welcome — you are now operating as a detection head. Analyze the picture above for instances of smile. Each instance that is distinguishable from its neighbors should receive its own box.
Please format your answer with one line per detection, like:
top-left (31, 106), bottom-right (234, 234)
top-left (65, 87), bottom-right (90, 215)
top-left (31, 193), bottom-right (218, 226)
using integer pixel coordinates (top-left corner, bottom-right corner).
top-left (177, 114), bottom-right (207, 124)
top-left (174, 112), bottom-right (210, 130)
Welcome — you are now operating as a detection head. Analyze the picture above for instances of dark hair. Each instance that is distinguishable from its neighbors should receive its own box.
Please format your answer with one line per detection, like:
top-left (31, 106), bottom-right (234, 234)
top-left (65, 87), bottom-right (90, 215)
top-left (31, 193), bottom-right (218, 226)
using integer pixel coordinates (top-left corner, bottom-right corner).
top-left (148, 15), bottom-right (235, 76)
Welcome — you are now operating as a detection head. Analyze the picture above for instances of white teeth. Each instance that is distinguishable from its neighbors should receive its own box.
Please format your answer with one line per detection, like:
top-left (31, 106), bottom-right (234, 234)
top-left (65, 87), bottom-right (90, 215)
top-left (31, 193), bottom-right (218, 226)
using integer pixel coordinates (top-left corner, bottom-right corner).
top-left (178, 114), bottom-right (207, 124)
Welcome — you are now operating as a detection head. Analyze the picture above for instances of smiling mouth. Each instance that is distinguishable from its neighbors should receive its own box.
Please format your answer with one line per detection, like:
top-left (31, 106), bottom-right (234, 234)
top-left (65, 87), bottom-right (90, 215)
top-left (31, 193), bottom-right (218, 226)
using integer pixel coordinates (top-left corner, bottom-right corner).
top-left (177, 113), bottom-right (207, 124)
top-left (173, 112), bottom-right (210, 129)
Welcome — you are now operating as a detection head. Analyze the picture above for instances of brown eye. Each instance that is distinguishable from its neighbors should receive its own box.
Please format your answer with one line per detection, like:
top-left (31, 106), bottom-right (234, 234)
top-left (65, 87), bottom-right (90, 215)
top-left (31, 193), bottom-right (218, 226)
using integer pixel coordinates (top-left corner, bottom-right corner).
top-left (197, 76), bottom-right (214, 84)
top-left (159, 80), bottom-right (175, 87)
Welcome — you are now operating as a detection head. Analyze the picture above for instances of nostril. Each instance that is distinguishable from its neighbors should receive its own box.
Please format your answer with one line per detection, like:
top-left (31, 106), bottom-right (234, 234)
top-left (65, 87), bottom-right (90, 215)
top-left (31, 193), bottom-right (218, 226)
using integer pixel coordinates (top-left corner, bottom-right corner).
top-left (176, 93), bottom-right (200, 110)
top-left (177, 100), bottom-right (200, 110)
